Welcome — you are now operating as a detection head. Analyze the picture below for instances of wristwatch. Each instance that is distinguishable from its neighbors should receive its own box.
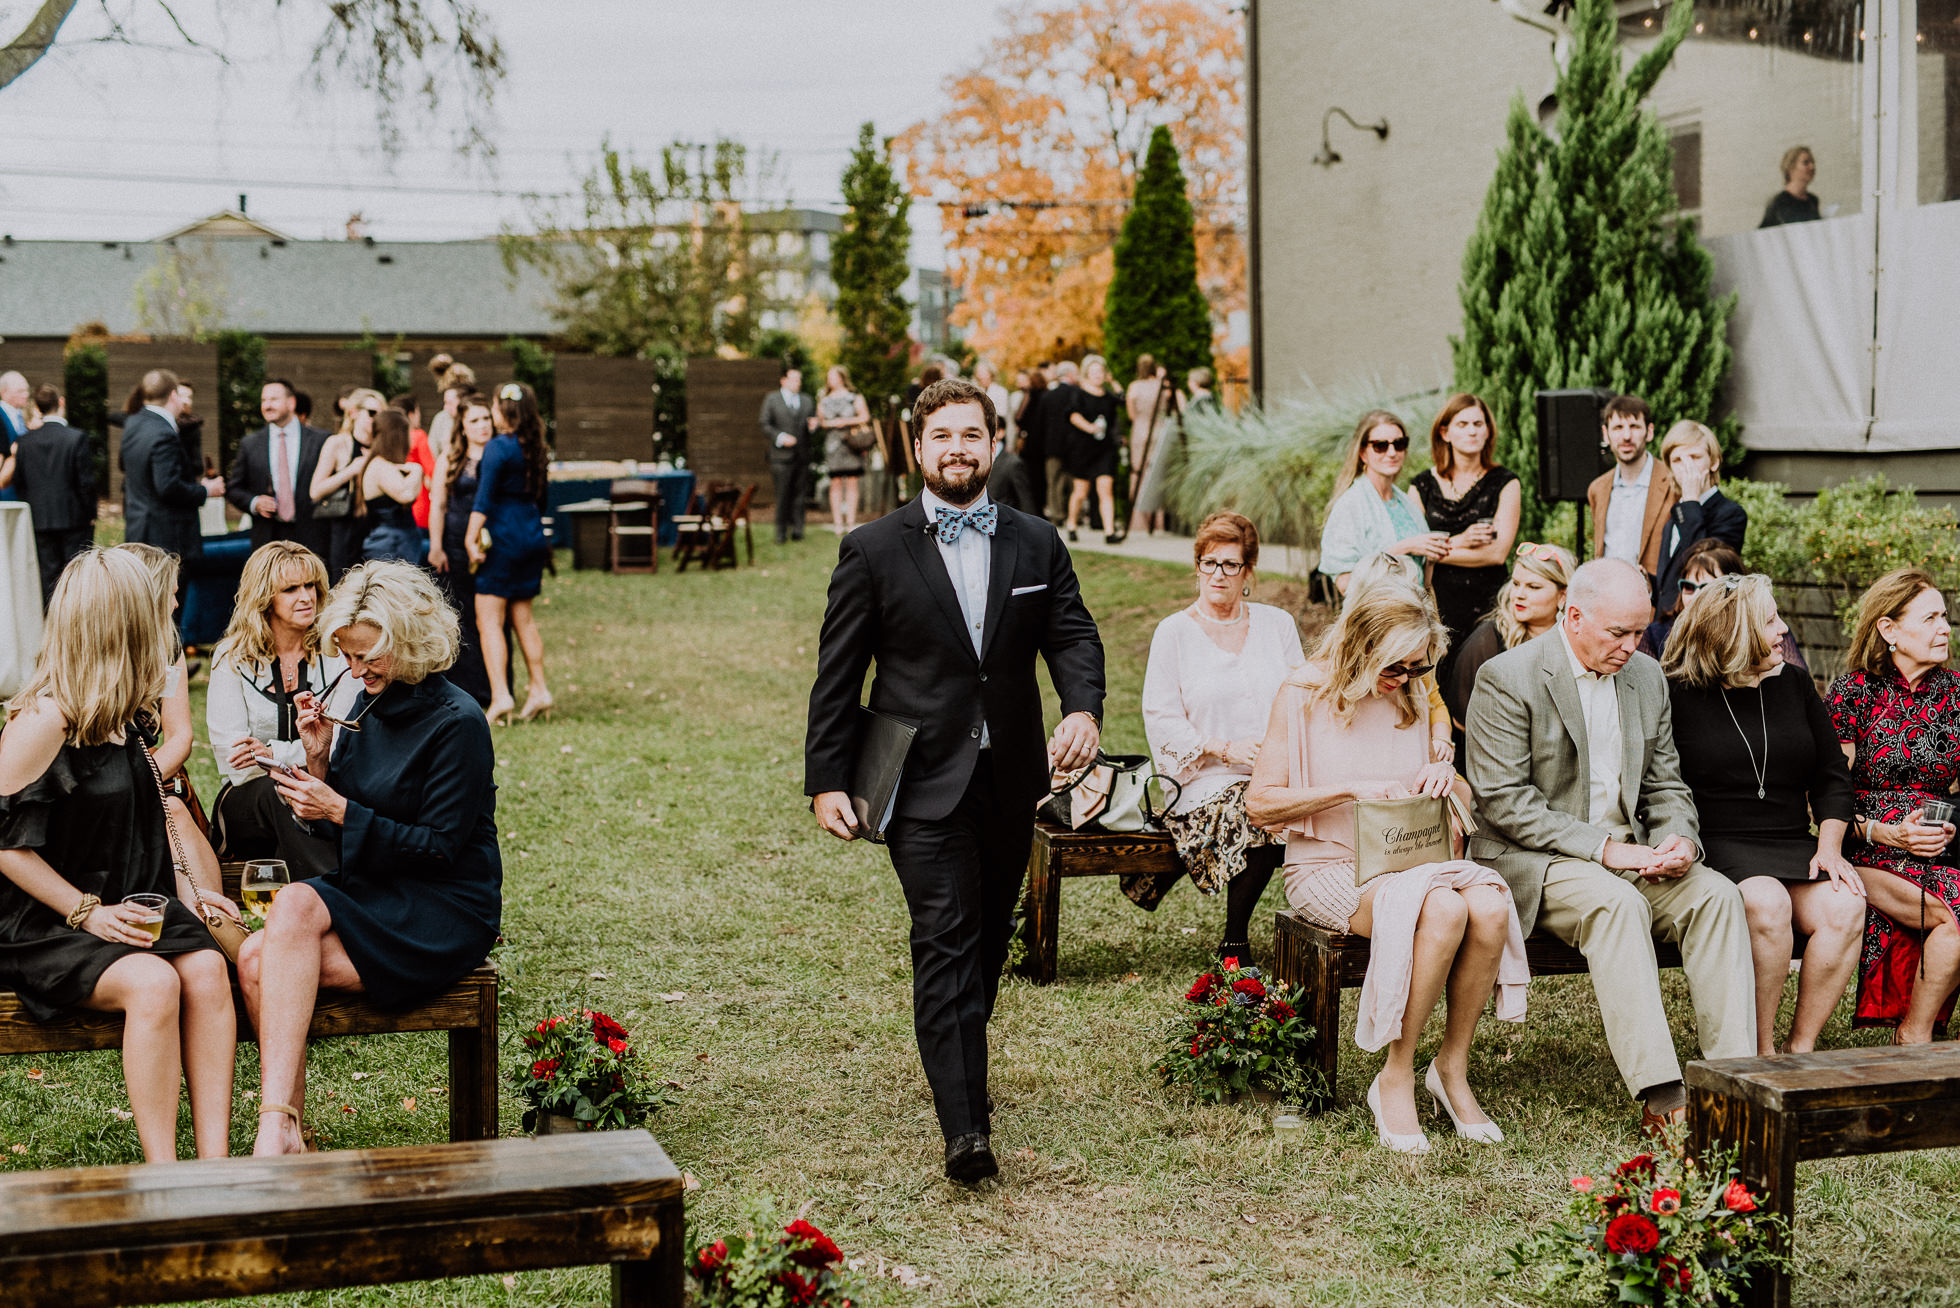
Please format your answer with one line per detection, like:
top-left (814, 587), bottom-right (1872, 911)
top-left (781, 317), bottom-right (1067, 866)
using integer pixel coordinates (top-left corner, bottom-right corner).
top-left (66, 894), bottom-right (100, 930)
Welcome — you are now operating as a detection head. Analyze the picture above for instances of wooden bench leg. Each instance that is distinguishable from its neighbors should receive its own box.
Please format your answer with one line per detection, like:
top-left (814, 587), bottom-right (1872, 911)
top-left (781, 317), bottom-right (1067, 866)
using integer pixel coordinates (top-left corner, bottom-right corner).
top-left (1300, 932), bottom-right (1341, 1114)
top-left (1014, 836), bottom-right (1060, 985)
top-left (1690, 1086), bottom-right (1795, 1308)
top-left (447, 987), bottom-right (499, 1142)
top-left (611, 1201), bottom-right (686, 1306)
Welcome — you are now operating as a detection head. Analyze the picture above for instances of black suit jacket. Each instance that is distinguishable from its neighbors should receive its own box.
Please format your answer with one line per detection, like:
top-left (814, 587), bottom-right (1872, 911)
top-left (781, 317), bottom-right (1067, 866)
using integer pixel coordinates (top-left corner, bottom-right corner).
top-left (120, 408), bottom-right (207, 559)
top-left (227, 422), bottom-right (333, 554)
top-left (11, 419), bottom-right (95, 530)
top-left (1654, 488), bottom-right (1749, 611)
top-left (805, 498), bottom-right (1105, 821)
top-left (760, 391), bottom-right (814, 467)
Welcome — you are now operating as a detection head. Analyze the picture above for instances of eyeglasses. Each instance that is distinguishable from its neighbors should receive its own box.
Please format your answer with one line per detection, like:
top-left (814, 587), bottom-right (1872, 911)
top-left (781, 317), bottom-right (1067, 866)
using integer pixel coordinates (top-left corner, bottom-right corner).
top-left (360, 407), bottom-right (382, 416)
top-left (1365, 436), bottom-right (1411, 453)
top-left (1680, 574), bottom-right (1743, 597)
top-left (1381, 660), bottom-right (1437, 681)
top-left (1197, 558), bottom-right (1246, 577)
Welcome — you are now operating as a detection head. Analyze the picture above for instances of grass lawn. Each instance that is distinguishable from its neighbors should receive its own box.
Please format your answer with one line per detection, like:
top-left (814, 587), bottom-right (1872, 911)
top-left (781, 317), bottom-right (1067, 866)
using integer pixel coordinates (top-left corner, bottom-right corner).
top-left (3, 531), bottom-right (1957, 1306)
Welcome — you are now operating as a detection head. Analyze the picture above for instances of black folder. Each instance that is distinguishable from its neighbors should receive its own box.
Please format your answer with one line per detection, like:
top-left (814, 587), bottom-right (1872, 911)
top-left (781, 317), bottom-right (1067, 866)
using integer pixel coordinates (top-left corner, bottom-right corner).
top-left (849, 708), bottom-right (918, 844)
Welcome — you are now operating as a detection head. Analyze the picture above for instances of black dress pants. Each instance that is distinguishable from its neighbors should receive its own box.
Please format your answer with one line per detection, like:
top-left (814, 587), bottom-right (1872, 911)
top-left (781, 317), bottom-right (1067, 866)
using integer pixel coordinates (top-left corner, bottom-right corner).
top-left (884, 751), bottom-right (1034, 1141)
top-left (33, 526), bottom-right (93, 604)
top-left (212, 775), bottom-right (341, 881)
top-left (770, 460), bottom-right (806, 542)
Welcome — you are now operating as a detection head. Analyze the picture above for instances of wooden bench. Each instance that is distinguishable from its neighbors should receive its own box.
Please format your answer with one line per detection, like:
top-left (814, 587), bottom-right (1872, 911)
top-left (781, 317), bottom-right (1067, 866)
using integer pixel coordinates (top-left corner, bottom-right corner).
top-left (0, 1129), bottom-right (685, 1307)
top-left (1688, 1045), bottom-right (1960, 1308)
top-left (1274, 909), bottom-right (1701, 1111)
top-left (0, 863), bottom-right (499, 1142)
top-left (1013, 820), bottom-right (1183, 985)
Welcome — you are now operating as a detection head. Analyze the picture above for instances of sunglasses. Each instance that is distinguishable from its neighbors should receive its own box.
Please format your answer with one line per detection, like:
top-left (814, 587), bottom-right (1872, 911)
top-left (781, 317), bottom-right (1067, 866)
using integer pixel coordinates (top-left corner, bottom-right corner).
top-left (1516, 542), bottom-right (1563, 562)
top-left (1366, 436), bottom-right (1411, 453)
top-left (1381, 660), bottom-right (1436, 681)
top-left (360, 407), bottom-right (382, 416)
top-left (1197, 558), bottom-right (1245, 577)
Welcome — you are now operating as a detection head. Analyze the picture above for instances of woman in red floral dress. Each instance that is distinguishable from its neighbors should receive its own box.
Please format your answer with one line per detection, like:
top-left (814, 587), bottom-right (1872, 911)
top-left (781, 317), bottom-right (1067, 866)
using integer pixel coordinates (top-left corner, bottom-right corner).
top-left (1829, 568), bottom-right (1960, 1041)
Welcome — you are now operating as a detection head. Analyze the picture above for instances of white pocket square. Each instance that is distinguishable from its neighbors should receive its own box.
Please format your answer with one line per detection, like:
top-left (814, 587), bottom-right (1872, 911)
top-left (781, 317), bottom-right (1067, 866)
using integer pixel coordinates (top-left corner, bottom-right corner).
top-left (1011, 584), bottom-right (1047, 596)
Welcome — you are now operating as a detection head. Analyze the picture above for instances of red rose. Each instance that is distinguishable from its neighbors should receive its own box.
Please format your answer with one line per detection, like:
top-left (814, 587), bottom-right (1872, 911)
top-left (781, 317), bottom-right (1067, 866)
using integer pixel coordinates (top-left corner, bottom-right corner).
top-left (1221, 955), bottom-right (1240, 970)
top-left (1268, 1000), bottom-right (1296, 1021)
top-left (590, 1010), bottom-right (628, 1043)
top-left (1724, 1179), bottom-right (1758, 1213)
top-left (1658, 1255), bottom-right (1692, 1288)
top-left (1232, 977), bottom-right (1266, 999)
top-left (785, 1218), bottom-right (843, 1267)
top-left (607, 1036), bottom-right (628, 1056)
top-left (1616, 1152), bottom-right (1657, 1181)
top-left (1649, 1187), bottom-right (1682, 1216)
top-left (1603, 1213), bottom-right (1660, 1256)
top-left (778, 1269), bottom-right (818, 1305)
top-left (695, 1240), bottom-right (727, 1273)
top-left (1600, 1193), bottom-right (1630, 1213)
top-left (1185, 974), bottom-right (1217, 1003)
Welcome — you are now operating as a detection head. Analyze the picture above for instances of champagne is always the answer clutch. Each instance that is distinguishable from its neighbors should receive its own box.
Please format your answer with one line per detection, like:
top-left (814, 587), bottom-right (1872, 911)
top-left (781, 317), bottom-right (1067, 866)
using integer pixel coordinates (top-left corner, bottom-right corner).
top-left (1352, 791), bottom-right (1478, 886)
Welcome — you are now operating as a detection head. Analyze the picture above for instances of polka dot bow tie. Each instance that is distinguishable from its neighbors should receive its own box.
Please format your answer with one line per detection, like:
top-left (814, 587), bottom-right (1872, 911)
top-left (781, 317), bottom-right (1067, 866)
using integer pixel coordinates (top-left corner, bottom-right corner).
top-left (933, 503), bottom-right (998, 546)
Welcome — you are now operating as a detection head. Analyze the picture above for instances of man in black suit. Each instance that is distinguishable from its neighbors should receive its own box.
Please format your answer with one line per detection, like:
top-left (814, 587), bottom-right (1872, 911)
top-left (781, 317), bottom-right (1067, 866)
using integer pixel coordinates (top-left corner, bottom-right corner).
top-left (9, 384), bottom-right (95, 602)
top-left (227, 377), bottom-right (331, 558)
top-left (759, 367), bottom-right (815, 544)
top-left (121, 368), bottom-right (224, 585)
top-left (1039, 360), bottom-right (1081, 526)
top-left (806, 377), bottom-right (1105, 1184)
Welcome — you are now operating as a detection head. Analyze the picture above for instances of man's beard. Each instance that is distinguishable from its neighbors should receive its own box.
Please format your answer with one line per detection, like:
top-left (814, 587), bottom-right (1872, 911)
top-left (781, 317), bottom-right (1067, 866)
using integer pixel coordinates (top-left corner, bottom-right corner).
top-left (923, 457), bottom-right (987, 506)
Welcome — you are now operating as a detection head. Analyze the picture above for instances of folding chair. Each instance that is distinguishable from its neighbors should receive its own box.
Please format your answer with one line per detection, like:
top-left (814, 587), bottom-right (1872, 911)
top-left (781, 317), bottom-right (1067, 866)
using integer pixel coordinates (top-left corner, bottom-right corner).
top-left (606, 479), bottom-right (661, 574)
top-left (673, 483), bottom-right (741, 572)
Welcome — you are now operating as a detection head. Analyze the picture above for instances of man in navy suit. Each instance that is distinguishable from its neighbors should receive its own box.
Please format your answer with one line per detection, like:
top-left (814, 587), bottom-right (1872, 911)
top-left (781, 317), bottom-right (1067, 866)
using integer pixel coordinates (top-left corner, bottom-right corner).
top-left (9, 385), bottom-right (96, 603)
top-left (0, 371), bottom-right (28, 503)
top-left (121, 369), bottom-right (224, 605)
top-left (805, 378), bottom-right (1105, 1183)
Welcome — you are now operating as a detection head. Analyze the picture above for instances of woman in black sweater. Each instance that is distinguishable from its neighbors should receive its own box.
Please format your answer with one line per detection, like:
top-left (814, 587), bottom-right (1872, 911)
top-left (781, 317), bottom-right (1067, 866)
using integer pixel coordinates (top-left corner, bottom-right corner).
top-left (1662, 573), bottom-right (1863, 1055)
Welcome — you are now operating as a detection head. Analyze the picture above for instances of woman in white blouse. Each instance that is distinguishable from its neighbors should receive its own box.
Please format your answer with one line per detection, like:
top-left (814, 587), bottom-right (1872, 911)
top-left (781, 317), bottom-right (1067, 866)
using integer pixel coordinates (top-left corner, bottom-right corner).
top-left (205, 542), bottom-right (359, 880)
top-left (1136, 512), bottom-right (1307, 960)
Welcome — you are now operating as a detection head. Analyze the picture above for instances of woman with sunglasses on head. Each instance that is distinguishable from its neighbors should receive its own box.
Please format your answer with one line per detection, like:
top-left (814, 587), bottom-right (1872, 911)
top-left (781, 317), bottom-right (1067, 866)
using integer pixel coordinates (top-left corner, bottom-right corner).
top-left (206, 542), bottom-right (359, 880)
top-left (1318, 411), bottom-right (1450, 598)
top-left (310, 387), bottom-right (385, 583)
top-left (1663, 574), bottom-right (1863, 1055)
top-left (1133, 512), bottom-right (1306, 960)
top-left (1246, 585), bottom-right (1527, 1154)
top-left (1444, 542), bottom-right (1576, 739)
top-left (1412, 395), bottom-right (1521, 667)
top-left (466, 383), bottom-right (553, 725)
top-left (1636, 539), bottom-right (1807, 670)
top-left (240, 561), bottom-right (502, 1155)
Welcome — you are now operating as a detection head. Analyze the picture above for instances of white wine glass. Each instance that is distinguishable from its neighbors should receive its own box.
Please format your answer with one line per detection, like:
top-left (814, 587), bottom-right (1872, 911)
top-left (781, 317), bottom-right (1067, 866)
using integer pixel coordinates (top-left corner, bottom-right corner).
top-left (240, 860), bottom-right (290, 920)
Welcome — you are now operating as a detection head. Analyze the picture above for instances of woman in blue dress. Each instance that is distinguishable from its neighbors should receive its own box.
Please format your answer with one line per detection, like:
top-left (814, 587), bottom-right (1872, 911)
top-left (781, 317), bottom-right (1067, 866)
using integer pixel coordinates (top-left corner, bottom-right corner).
top-left (426, 392), bottom-right (494, 706)
top-left (239, 560), bottom-right (502, 1156)
top-left (466, 383), bottom-right (553, 725)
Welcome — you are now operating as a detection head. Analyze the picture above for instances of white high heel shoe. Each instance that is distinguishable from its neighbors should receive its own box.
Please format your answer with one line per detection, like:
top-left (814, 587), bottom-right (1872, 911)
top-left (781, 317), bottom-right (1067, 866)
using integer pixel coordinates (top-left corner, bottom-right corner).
top-left (1423, 1062), bottom-right (1504, 1144)
top-left (1366, 1074), bottom-right (1430, 1155)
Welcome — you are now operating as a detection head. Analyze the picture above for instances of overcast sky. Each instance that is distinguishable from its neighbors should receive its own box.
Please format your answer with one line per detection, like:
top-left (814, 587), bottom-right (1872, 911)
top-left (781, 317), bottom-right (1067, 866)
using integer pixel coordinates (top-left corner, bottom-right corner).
top-left (0, 1), bottom-right (1006, 264)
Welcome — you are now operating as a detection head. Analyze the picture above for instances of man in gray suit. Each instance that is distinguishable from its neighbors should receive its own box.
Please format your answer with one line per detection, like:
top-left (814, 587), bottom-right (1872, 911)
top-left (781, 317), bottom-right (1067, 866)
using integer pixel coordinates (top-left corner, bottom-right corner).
top-left (759, 367), bottom-right (816, 543)
top-left (1465, 558), bottom-right (1753, 1136)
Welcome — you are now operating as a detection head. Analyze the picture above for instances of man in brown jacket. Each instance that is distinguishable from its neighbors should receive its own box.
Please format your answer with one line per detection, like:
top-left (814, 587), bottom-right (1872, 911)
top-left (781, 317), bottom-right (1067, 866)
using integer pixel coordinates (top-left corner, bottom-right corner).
top-left (1586, 394), bottom-right (1678, 578)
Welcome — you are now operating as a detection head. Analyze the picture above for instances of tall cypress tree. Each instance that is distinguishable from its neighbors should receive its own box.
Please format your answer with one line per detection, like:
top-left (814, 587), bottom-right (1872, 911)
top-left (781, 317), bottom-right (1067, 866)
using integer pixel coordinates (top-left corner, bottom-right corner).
top-left (1452, 0), bottom-right (1734, 536)
top-left (833, 122), bottom-right (914, 411)
top-left (1104, 125), bottom-right (1213, 387)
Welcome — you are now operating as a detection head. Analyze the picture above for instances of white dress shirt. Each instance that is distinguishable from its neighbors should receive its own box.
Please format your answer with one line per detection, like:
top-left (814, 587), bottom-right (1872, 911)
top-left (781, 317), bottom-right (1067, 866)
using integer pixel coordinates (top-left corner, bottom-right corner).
top-left (921, 486), bottom-right (993, 745)
top-left (1603, 453), bottom-right (1652, 565)
top-left (1558, 628), bottom-right (1629, 855)
top-left (144, 403), bottom-right (179, 432)
top-left (775, 390), bottom-right (802, 447)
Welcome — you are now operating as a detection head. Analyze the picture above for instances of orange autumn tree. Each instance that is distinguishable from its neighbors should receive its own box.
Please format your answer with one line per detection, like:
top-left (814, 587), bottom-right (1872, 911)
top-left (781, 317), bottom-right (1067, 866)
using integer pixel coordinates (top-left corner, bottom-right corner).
top-left (898, 0), bottom-right (1243, 370)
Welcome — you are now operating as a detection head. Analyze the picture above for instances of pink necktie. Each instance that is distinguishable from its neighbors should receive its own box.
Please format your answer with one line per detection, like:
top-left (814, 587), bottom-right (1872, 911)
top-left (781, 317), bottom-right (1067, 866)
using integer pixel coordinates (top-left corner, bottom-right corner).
top-left (274, 432), bottom-right (296, 521)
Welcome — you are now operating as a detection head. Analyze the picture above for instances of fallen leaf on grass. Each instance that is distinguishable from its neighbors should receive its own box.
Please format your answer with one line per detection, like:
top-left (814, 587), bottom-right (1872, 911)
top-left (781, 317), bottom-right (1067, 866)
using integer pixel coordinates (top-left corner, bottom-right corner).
top-left (694, 1052), bottom-right (711, 1062)
top-left (891, 1266), bottom-right (930, 1290)
top-left (658, 991), bottom-right (685, 1003)
top-left (1016, 1148), bottom-right (1036, 1161)
top-left (502, 1276), bottom-right (517, 1289)
top-left (401, 1097), bottom-right (418, 1112)
top-left (341, 1105), bottom-right (357, 1115)
top-left (559, 746), bottom-right (574, 755)
top-left (350, 1072), bottom-right (369, 1081)
top-left (682, 1172), bottom-right (700, 1191)
top-left (110, 1109), bottom-right (133, 1121)
top-left (9, 1144), bottom-right (24, 1155)
top-left (590, 970), bottom-right (611, 980)
top-left (25, 1069), bottom-right (41, 1081)
top-left (1180, 927), bottom-right (1198, 935)
top-left (1241, 1214), bottom-right (1257, 1225)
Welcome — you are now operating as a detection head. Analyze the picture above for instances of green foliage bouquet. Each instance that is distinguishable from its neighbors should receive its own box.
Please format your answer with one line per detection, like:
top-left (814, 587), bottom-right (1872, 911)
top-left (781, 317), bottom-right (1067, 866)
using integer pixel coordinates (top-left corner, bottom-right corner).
top-left (1503, 1143), bottom-right (1788, 1305)
top-left (1156, 956), bottom-right (1318, 1103)
top-left (689, 1202), bottom-right (864, 1307)
top-left (509, 1007), bottom-right (673, 1132)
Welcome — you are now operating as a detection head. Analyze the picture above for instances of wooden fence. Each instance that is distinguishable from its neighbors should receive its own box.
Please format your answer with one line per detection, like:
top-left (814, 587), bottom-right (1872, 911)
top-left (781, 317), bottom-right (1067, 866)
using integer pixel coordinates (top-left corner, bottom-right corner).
top-left (684, 357), bottom-right (778, 502)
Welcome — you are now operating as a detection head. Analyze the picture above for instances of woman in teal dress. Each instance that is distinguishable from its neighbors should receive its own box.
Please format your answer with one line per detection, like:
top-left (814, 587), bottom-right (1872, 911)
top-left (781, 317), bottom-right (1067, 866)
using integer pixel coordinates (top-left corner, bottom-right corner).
top-left (1317, 410), bottom-right (1451, 599)
top-left (465, 383), bottom-right (553, 724)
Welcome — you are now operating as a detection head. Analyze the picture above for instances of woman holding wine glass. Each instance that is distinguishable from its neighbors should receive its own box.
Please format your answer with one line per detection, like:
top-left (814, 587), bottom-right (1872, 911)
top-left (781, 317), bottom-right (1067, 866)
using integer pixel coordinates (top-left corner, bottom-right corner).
top-left (238, 560), bottom-right (502, 1155)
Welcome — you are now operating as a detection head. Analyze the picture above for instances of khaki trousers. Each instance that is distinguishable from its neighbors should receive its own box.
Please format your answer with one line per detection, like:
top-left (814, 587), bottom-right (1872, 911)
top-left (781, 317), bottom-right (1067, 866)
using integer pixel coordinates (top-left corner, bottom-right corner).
top-left (1536, 857), bottom-right (1757, 1098)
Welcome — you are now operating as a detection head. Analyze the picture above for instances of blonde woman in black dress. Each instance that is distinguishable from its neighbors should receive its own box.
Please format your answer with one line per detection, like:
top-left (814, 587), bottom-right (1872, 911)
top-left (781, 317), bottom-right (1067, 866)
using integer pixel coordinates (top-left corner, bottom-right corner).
top-left (0, 549), bottom-right (236, 1161)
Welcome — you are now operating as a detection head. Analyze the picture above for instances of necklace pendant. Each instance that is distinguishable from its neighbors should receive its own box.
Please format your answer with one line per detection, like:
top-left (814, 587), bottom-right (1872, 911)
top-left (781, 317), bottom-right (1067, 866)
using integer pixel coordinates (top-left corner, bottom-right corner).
top-left (1757, 785), bottom-right (1766, 800)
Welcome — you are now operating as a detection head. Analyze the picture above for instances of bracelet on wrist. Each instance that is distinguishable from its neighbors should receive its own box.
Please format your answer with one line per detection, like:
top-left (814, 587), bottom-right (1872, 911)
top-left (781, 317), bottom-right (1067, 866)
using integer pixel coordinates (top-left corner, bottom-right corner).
top-left (66, 894), bottom-right (100, 930)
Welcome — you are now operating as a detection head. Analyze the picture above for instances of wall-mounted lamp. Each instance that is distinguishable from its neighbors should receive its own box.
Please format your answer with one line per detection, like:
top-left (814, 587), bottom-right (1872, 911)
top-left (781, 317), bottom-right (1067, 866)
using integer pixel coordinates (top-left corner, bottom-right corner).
top-left (1312, 106), bottom-right (1390, 167)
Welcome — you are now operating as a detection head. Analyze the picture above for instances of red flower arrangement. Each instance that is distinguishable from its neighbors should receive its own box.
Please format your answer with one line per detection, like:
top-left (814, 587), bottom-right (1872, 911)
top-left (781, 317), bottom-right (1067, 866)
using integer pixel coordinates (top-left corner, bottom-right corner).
top-left (689, 1205), bottom-right (862, 1307)
top-left (1157, 957), bottom-right (1319, 1103)
top-left (509, 1006), bottom-right (673, 1132)
top-left (1505, 1142), bottom-right (1787, 1306)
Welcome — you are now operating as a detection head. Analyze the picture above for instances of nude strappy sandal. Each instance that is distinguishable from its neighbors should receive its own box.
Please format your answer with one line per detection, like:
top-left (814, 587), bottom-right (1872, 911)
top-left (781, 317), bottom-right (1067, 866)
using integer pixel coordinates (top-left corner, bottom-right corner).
top-left (258, 1101), bottom-right (314, 1152)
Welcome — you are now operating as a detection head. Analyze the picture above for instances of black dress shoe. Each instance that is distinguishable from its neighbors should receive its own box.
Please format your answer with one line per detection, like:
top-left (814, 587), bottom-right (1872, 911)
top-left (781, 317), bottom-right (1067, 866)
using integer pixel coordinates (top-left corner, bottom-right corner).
top-left (944, 1132), bottom-right (998, 1184)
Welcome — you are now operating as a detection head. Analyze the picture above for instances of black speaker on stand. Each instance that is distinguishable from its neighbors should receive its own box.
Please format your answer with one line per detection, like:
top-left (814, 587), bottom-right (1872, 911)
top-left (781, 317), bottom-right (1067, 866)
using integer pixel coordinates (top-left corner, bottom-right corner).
top-left (1535, 388), bottom-right (1614, 559)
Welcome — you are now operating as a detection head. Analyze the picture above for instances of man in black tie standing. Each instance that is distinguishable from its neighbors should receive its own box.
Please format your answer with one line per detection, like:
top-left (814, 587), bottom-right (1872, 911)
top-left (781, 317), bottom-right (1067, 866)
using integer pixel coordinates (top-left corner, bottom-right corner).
top-left (759, 367), bottom-right (815, 544)
top-left (227, 377), bottom-right (331, 558)
top-left (805, 377), bottom-right (1105, 1184)
top-left (8, 384), bottom-right (95, 602)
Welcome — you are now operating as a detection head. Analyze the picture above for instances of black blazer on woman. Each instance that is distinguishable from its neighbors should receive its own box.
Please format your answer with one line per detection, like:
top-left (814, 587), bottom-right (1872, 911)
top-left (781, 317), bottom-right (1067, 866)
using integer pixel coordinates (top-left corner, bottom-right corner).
top-left (1655, 488), bottom-right (1748, 611)
top-left (804, 497), bottom-right (1105, 821)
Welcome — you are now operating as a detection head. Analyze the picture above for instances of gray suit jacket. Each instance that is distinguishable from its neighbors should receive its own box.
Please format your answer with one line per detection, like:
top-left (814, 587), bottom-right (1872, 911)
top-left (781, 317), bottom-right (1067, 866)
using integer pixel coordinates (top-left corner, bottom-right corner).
top-left (759, 390), bottom-right (813, 466)
top-left (1463, 631), bottom-right (1700, 933)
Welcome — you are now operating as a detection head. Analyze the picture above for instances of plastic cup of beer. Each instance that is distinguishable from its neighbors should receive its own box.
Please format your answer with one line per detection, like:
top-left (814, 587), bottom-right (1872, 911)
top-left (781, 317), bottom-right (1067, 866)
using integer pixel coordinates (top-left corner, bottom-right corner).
top-left (122, 893), bottom-right (168, 943)
top-left (1272, 1104), bottom-right (1305, 1146)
